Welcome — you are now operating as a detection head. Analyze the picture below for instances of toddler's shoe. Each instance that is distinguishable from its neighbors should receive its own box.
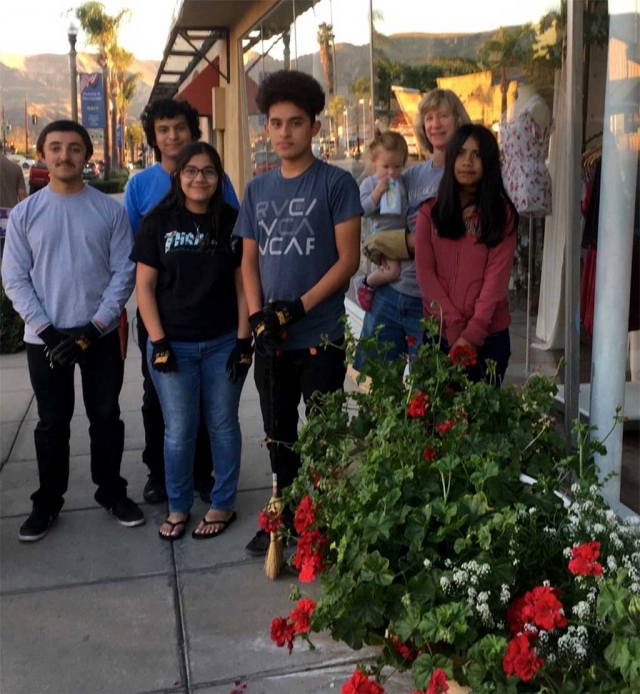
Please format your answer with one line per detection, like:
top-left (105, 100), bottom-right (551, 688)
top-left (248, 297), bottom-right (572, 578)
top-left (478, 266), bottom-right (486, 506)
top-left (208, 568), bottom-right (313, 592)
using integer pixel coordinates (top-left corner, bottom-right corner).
top-left (355, 276), bottom-right (375, 311)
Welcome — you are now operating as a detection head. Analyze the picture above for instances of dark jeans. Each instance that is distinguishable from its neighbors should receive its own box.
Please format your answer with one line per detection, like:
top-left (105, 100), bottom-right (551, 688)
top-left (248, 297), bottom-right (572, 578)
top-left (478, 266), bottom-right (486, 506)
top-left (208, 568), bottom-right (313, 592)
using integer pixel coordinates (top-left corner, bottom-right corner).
top-left (254, 340), bottom-right (346, 494)
top-left (26, 330), bottom-right (128, 514)
top-left (136, 311), bottom-right (213, 485)
top-left (432, 329), bottom-right (511, 386)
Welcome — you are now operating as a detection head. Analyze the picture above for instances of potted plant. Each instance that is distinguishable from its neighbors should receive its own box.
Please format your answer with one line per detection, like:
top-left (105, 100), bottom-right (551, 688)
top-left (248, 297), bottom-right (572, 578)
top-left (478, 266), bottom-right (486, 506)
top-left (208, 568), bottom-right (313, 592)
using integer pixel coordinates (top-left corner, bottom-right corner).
top-left (267, 321), bottom-right (640, 693)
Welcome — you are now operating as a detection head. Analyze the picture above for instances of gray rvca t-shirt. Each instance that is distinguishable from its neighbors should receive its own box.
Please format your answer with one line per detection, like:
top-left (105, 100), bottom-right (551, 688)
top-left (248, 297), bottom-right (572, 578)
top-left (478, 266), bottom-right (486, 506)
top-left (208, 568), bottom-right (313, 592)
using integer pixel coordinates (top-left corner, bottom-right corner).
top-left (234, 158), bottom-right (363, 349)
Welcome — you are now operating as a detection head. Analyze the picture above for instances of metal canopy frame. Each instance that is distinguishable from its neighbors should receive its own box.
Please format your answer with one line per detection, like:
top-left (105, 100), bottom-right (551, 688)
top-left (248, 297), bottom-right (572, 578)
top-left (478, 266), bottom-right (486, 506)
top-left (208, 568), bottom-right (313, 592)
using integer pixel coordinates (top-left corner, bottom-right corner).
top-left (150, 25), bottom-right (229, 103)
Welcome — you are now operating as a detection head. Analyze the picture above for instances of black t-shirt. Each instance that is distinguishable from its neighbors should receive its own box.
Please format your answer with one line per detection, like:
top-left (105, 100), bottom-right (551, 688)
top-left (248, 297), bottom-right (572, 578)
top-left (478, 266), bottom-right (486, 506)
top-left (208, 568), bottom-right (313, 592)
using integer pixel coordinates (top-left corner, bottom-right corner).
top-left (131, 203), bottom-right (241, 341)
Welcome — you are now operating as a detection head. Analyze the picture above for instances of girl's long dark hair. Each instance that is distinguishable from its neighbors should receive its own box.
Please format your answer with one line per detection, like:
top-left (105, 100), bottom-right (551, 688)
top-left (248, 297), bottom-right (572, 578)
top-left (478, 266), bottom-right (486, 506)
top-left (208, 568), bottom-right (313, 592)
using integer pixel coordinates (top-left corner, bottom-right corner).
top-left (431, 124), bottom-right (518, 248)
top-left (145, 142), bottom-right (225, 247)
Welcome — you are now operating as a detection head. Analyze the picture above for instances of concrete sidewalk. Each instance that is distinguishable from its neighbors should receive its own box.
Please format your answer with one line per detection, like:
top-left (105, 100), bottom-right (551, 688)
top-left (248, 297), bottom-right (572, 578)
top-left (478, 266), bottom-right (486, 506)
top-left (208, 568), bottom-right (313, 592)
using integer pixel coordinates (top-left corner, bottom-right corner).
top-left (0, 295), bottom-right (377, 694)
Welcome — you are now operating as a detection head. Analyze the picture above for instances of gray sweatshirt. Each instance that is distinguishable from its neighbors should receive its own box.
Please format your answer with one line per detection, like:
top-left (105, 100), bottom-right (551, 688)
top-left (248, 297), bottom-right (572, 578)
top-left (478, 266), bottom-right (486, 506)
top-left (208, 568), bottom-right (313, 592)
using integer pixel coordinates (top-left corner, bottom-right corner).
top-left (1, 185), bottom-right (135, 345)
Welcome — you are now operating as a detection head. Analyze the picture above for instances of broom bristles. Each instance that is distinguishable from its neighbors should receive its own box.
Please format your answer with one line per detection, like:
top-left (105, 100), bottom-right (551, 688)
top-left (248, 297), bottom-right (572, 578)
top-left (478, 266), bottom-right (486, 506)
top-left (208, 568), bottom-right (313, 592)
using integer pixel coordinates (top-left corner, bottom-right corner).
top-left (264, 493), bottom-right (283, 580)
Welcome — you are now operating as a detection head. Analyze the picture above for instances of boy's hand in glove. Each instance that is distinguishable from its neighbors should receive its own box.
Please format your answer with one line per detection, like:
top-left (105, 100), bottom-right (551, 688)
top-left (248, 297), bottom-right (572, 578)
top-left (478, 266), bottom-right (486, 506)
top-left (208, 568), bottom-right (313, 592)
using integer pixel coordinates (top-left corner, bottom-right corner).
top-left (38, 325), bottom-right (66, 354)
top-left (50, 322), bottom-right (102, 366)
top-left (249, 311), bottom-right (283, 357)
top-left (150, 338), bottom-right (178, 372)
top-left (226, 338), bottom-right (253, 383)
top-left (263, 299), bottom-right (305, 332)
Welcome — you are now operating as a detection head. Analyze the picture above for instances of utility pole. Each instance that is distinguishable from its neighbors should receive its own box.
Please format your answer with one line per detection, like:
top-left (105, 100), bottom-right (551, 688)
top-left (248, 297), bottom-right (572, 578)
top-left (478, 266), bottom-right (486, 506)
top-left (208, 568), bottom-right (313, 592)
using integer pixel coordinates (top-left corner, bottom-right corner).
top-left (24, 94), bottom-right (29, 156)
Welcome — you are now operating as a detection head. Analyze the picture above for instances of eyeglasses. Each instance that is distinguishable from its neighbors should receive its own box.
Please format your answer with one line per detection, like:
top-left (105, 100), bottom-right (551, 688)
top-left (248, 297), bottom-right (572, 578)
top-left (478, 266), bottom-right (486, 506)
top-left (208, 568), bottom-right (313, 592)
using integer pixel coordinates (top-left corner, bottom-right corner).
top-left (181, 165), bottom-right (218, 180)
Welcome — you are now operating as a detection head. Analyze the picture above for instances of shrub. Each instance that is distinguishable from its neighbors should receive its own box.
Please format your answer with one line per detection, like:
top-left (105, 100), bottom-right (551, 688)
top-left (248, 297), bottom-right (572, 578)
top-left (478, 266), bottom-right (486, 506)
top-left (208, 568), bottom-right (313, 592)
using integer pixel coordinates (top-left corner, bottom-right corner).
top-left (0, 285), bottom-right (25, 353)
top-left (88, 179), bottom-right (124, 194)
top-left (268, 321), bottom-right (639, 693)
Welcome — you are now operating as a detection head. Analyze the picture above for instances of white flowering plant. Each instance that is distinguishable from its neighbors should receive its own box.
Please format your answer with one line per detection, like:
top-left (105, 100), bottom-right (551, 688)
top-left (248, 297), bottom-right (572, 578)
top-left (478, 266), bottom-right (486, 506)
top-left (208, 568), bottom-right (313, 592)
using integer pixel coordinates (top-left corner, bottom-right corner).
top-left (271, 320), bottom-right (640, 693)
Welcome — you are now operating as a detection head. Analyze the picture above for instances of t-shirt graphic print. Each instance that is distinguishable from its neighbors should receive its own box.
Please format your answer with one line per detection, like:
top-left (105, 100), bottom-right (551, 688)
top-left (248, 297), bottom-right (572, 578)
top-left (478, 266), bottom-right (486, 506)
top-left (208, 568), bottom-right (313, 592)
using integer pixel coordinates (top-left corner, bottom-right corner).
top-left (234, 159), bottom-right (363, 349)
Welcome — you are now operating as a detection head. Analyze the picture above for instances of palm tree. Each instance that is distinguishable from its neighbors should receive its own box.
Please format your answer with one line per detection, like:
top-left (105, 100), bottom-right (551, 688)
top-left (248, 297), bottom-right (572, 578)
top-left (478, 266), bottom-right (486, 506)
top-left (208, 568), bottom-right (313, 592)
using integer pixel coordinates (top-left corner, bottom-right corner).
top-left (317, 22), bottom-right (335, 97)
top-left (480, 24), bottom-right (536, 114)
top-left (118, 72), bottom-right (139, 166)
top-left (110, 44), bottom-right (134, 167)
top-left (76, 1), bottom-right (131, 179)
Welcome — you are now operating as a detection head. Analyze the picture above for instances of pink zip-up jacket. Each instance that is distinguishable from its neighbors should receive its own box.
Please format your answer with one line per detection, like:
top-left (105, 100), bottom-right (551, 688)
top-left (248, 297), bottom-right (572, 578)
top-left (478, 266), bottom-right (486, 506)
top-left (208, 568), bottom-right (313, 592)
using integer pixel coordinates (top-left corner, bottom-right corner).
top-left (415, 198), bottom-right (517, 347)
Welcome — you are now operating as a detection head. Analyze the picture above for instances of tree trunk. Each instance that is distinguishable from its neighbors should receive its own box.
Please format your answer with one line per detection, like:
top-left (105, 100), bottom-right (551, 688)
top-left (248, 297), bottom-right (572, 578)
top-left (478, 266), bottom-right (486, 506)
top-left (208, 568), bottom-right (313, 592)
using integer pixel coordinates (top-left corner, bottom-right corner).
top-left (103, 65), bottom-right (111, 181)
top-left (111, 78), bottom-right (118, 170)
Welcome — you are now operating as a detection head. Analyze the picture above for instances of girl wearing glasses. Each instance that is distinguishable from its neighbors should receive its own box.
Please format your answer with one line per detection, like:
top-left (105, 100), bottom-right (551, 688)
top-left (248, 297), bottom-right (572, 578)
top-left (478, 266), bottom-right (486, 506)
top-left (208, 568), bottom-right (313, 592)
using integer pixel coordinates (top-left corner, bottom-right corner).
top-left (131, 142), bottom-right (251, 541)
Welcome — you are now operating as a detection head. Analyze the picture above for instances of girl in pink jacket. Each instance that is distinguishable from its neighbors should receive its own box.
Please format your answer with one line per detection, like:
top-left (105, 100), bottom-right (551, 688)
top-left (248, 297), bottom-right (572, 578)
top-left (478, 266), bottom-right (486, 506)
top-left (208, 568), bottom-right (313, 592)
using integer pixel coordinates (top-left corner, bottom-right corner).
top-left (415, 124), bottom-right (518, 385)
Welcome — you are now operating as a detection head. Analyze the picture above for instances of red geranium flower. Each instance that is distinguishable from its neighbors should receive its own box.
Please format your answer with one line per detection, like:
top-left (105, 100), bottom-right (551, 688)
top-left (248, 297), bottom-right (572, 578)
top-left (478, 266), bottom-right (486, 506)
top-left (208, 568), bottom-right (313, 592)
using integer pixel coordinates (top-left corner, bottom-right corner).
top-left (427, 669), bottom-right (450, 694)
top-left (507, 595), bottom-right (528, 635)
top-left (292, 529), bottom-right (327, 583)
top-left (294, 495), bottom-right (316, 534)
top-left (423, 446), bottom-right (437, 462)
top-left (406, 335), bottom-right (417, 347)
top-left (407, 391), bottom-right (429, 418)
top-left (258, 508), bottom-right (282, 534)
top-left (521, 586), bottom-right (567, 631)
top-left (449, 344), bottom-right (478, 367)
top-left (437, 419), bottom-right (455, 434)
top-left (270, 616), bottom-right (295, 653)
top-left (568, 541), bottom-right (603, 577)
top-left (503, 634), bottom-right (544, 681)
top-left (341, 670), bottom-right (384, 694)
top-left (391, 636), bottom-right (420, 665)
top-left (289, 598), bottom-right (317, 634)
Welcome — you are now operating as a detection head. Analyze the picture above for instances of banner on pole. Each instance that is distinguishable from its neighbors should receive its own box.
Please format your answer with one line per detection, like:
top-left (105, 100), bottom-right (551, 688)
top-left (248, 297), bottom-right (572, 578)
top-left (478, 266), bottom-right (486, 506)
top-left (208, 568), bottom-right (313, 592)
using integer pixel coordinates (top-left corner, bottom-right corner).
top-left (79, 72), bottom-right (106, 129)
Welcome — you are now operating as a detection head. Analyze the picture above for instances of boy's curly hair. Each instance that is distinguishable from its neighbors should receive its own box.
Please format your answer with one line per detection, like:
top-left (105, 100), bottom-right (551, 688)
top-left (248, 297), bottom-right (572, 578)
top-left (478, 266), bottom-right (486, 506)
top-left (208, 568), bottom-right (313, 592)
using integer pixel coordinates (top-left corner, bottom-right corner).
top-left (140, 98), bottom-right (201, 161)
top-left (255, 70), bottom-right (325, 123)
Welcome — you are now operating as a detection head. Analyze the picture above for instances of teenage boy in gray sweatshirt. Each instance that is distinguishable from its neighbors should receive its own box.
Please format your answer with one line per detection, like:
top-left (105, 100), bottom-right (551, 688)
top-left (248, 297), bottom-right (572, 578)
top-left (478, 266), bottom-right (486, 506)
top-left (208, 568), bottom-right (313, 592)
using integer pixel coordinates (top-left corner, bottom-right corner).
top-left (2, 120), bottom-right (144, 542)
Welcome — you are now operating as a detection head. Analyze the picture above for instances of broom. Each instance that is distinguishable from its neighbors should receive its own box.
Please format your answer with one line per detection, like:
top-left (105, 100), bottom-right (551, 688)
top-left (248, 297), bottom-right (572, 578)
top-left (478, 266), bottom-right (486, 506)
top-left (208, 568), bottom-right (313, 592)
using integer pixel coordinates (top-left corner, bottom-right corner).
top-left (264, 471), bottom-right (283, 579)
top-left (265, 351), bottom-right (283, 579)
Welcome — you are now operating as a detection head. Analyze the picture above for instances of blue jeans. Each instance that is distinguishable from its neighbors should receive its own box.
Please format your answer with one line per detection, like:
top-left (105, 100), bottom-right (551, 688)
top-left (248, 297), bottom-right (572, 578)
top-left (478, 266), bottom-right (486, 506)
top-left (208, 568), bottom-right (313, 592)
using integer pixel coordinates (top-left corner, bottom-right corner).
top-left (354, 284), bottom-right (423, 370)
top-left (148, 331), bottom-right (245, 514)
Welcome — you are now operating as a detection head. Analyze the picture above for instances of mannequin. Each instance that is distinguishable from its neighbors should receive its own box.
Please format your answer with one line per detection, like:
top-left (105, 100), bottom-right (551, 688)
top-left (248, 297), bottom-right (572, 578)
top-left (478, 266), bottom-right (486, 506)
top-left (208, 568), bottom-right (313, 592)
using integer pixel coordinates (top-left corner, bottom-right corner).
top-left (501, 83), bottom-right (554, 216)
top-left (501, 83), bottom-right (554, 370)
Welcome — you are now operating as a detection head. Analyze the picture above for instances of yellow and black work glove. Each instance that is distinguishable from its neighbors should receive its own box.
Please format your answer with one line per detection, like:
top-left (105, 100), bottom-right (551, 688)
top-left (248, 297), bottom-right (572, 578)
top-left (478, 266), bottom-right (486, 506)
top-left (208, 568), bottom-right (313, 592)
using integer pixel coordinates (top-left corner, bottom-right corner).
top-left (50, 322), bottom-right (102, 367)
top-left (226, 337), bottom-right (253, 384)
top-left (38, 325), bottom-right (65, 355)
top-left (150, 338), bottom-right (178, 373)
top-left (249, 311), bottom-right (283, 358)
top-left (263, 299), bottom-right (306, 333)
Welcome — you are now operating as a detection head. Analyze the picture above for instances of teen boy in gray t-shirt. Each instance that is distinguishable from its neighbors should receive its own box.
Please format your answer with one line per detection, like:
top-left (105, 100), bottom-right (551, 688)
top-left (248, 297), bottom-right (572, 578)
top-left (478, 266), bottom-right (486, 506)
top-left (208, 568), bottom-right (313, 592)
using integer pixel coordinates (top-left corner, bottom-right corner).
top-left (235, 70), bottom-right (362, 557)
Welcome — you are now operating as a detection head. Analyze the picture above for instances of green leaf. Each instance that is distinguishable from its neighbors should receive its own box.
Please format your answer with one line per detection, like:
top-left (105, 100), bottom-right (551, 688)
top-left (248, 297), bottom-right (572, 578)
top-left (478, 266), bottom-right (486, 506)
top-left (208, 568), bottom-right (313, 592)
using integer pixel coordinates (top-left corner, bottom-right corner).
top-left (395, 605), bottom-right (422, 642)
top-left (598, 581), bottom-right (629, 622)
top-left (604, 636), bottom-right (640, 683)
top-left (454, 537), bottom-right (468, 554)
top-left (478, 524), bottom-right (492, 550)
top-left (360, 551), bottom-right (394, 586)
top-left (411, 653), bottom-right (453, 689)
top-left (362, 511), bottom-right (394, 543)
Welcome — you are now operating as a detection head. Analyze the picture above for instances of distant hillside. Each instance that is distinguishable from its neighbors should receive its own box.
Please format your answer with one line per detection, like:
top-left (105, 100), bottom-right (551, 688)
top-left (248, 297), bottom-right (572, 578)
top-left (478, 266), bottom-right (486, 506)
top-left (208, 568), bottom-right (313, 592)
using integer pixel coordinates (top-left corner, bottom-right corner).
top-left (0, 52), bottom-right (158, 140)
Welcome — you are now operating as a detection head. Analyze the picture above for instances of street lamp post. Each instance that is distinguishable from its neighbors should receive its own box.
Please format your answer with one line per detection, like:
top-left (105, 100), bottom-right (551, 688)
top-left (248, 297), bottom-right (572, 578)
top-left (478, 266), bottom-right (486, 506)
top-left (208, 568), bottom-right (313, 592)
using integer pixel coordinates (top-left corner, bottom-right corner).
top-left (343, 108), bottom-right (349, 156)
top-left (68, 20), bottom-right (79, 122)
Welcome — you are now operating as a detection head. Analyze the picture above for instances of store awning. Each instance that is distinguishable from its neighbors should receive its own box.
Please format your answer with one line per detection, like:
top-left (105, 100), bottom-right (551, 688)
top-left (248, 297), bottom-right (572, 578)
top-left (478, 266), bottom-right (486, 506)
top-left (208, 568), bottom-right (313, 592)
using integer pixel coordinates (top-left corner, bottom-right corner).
top-left (150, 0), bottom-right (317, 104)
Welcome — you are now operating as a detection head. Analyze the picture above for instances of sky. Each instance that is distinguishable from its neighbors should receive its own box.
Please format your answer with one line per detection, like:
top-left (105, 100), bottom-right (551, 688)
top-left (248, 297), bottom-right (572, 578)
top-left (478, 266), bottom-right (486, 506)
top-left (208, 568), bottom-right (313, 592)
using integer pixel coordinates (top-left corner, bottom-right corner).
top-left (2, 0), bottom-right (637, 62)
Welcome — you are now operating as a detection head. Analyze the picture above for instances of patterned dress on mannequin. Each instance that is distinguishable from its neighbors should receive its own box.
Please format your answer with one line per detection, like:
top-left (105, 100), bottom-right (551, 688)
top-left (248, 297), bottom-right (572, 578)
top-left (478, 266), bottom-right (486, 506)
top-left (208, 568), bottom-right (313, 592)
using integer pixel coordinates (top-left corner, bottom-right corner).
top-left (500, 95), bottom-right (554, 216)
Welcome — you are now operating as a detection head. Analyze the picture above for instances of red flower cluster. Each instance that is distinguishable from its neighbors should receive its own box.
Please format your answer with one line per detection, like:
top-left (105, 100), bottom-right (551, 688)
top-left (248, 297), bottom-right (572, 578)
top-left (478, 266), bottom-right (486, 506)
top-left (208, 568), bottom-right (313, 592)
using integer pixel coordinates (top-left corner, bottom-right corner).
top-left (503, 634), bottom-right (544, 682)
top-left (520, 586), bottom-right (567, 631)
top-left (568, 541), bottom-right (603, 577)
top-left (409, 669), bottom-right (449, 694)
top-left (292, 528), bottom-right (327, 582)
top-left (293, 495), bottom-right (317, 534)
top-left (507, 595), bottom-right (527, 635)
top-left (423, 446), bottom-right (437, 462)
top-left (449, 343), bottom-right (478, 367)
top-left (406, 335), bottom-right (417, 347)
top-left (258, 508), bottom-right (282, 534)
top-left (270, 598), bottom-right (317, 653)
top-left (407, 391), bottom-right (429, 418)
top-left (436, 419), bottom-right (456, 434)
top-left (289, 597), bottom-right (317, 634)
top-left (391, 635), bottom-right (420, 665)
top-left (341, 669), bottom-right (384, 694)
top-left (270, 616), bottom-right (295, 653)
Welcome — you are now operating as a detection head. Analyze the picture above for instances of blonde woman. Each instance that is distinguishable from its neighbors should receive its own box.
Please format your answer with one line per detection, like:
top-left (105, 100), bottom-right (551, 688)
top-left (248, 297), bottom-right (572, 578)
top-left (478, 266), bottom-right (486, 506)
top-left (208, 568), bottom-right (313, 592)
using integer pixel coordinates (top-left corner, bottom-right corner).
top-left (356, 89), bottom-right (471, 368)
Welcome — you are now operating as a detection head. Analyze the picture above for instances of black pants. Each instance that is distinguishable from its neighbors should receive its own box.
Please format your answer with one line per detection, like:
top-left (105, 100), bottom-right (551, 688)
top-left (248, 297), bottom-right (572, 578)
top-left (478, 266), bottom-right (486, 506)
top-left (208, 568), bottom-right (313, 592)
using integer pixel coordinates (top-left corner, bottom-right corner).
top-left (254, 340), bottom-right (346, 494)
top-left (26, 330), bottom-right (128, 514)
top-left (136, 311), bottom-right (213, 484)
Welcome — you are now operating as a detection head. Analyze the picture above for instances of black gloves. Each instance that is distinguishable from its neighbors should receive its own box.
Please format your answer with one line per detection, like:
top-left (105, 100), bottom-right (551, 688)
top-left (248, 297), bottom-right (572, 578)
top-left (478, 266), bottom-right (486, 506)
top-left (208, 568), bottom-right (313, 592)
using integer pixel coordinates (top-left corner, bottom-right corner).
top-left (50, 322), bottom-right (102, 366)
top-left (263, 299), bottom-right (306, 333)
top-left (38, 325), bottom-right (65, 353)
top-left (226, 338), bottom-right (253, 384)
top-left (249, 311), bottom-right (282, 357)
top-left (150, 338), bottom-right (178, 373)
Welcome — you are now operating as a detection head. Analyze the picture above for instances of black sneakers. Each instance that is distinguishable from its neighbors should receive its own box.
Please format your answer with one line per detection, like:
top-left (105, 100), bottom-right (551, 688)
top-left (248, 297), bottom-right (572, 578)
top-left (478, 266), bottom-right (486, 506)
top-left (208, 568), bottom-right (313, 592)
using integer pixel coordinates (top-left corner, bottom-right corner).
top-left (106, 497), bottom-right (145, 527)
top-left (18, 507), bottom-right (58, 542)
top-left (143, 473), bottom-right (168, 504)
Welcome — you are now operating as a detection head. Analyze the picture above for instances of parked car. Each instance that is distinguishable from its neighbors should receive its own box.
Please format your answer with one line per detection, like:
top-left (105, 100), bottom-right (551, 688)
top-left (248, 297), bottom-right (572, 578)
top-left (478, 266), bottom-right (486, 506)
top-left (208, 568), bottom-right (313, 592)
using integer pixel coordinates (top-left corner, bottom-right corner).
top-left (82, 160), bottom-right (100, 180)
top-left (28, 160), bottom-right (49, 194)
top-left (252, 150), bottom-right (280, 177)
